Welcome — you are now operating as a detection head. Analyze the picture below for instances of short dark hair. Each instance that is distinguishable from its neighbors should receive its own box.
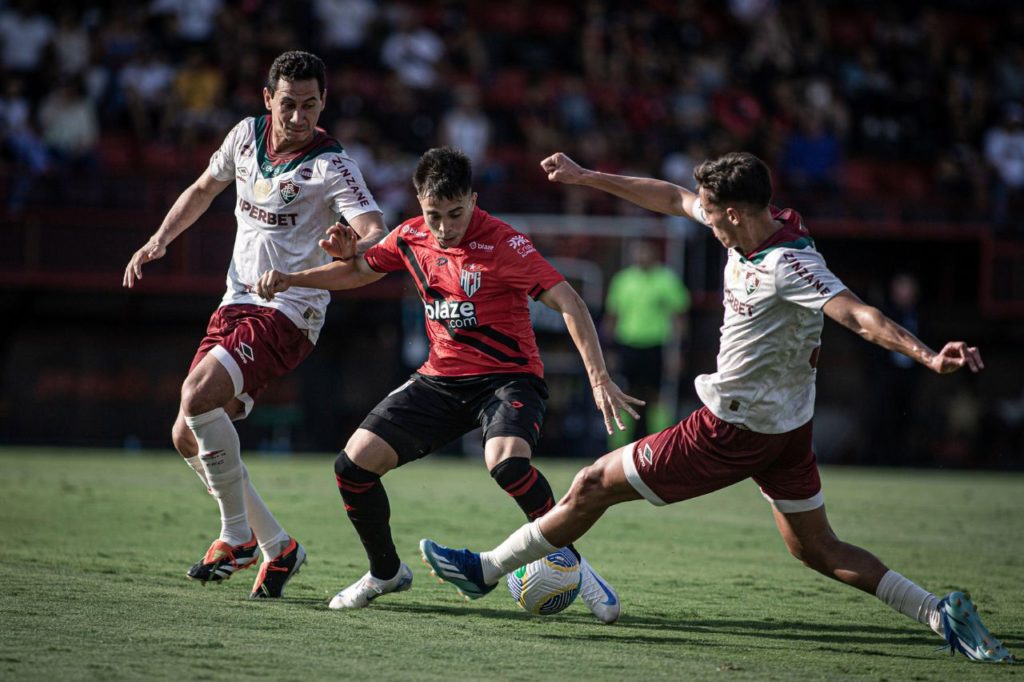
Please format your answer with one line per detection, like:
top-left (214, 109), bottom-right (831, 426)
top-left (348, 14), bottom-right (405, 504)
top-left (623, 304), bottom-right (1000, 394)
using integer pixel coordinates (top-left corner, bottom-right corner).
top-left (413, 147), bottom-right (472, 200)
top-left (267, 51), bottom-right (326, 96)
top-left (693, 152), bottom-right (772, 208)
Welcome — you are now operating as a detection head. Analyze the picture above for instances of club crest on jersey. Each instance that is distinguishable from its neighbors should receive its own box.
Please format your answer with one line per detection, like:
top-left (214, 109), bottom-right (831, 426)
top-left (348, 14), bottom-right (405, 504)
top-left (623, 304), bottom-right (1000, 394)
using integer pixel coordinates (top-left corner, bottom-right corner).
top-left (745, 271), bottom-right (760, 295)
top-left (460, 265), bottom-right (483, 297)
top-left (279, 178), bottom-right (300, 204)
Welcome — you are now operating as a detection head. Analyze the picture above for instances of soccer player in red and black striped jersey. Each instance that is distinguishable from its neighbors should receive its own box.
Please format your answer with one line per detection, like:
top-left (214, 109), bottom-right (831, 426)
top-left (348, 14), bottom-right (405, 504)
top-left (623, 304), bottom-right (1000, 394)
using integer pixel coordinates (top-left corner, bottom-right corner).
top-left (257, 147), bottom-right (642, 622)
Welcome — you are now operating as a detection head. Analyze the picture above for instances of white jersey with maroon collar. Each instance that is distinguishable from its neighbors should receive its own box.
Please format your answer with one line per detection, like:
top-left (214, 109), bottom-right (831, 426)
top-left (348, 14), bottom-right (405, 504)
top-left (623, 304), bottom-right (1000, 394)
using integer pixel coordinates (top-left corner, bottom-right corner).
top-left (691, 202), bottom-right (847, 433)
top-left (208, 115), bottom-right (382, 343)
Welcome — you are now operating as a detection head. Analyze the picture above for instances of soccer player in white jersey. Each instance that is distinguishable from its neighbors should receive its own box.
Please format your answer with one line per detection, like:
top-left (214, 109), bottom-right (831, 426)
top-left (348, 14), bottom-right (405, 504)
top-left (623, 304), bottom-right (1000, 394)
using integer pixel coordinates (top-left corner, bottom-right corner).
top-left (123, 51), bottom-right (386, 598)
top-left (420, 151), bottom-right (1015, 663)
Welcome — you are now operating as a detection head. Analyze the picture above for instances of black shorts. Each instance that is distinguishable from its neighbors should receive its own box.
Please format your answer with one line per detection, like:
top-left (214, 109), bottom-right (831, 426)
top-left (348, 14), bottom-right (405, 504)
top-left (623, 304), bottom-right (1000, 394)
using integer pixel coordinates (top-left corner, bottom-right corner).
top-left (360, 373), bottom-right (549, 466)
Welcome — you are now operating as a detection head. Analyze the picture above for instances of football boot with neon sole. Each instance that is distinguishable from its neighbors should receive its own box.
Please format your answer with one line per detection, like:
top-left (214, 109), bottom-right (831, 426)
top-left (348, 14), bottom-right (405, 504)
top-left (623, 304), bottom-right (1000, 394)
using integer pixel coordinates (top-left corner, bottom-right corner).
top-left (249, 538), bottom-right (305, 599)
top-left (938, 591), bottom-right (1015, 663)
top-left (186, 535), bottom-right (260, 583)
top-left (578, 557), bottom-right (620, 624)
top-left (419, 539), bottom-right (496, 600)
top-left (328, 563), bottom-right (414, 609)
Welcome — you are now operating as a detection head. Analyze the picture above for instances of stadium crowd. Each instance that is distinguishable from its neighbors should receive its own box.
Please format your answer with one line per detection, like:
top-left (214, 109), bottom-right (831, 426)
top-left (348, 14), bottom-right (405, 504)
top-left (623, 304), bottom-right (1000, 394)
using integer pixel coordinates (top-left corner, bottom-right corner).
top-left (1, 0), bottom-right (1023, 229)
top-left (1, 0), bottom-right (1022, 469)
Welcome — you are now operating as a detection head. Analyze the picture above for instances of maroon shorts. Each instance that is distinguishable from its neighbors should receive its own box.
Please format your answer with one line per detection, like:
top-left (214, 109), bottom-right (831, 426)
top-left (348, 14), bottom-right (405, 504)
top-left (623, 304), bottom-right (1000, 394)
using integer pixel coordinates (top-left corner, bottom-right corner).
top-left (622, 406), bottom-right (823, 513)
top-left (189, 304), bottom-right (314, 417)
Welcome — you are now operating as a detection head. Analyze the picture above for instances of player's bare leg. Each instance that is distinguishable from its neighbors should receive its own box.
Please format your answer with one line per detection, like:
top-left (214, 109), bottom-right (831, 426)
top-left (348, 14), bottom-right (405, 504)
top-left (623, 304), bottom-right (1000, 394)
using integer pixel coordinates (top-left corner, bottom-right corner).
top-left (774, 505), bottom-right (1014, 662)
top-left (329, 429), bottom-right (412, 609)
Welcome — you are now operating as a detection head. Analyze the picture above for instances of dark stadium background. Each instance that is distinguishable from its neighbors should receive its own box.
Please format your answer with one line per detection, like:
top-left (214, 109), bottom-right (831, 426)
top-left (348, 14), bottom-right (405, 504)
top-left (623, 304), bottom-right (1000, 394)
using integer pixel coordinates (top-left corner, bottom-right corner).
top-left (1, 0), bottom-right (1022, 468)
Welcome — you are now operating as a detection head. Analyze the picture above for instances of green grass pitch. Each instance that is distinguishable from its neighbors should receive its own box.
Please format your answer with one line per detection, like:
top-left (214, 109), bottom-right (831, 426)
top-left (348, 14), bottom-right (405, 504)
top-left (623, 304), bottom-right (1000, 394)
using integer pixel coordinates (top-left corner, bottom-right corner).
top-left (1, 449), bottom-right (1021, 680)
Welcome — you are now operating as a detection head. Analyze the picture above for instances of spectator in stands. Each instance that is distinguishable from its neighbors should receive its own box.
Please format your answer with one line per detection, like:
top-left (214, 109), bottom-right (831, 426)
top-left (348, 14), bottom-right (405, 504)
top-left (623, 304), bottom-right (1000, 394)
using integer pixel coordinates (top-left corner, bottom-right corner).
top-left (380, 6), bottom-right (444, 90)
top-left (51, 7), bottom-right (91, 78)
top-left (439, 84), bottom-right (490, 167)
top-left (38, 78), bottom-right (99, 173)
top-left (168, 49), bottom-right (228, 145)
top-left (0, 0), bottom-right (54, 100)
top-left (314, 0), bottom-right (379, 66)
top-left (984, 102), bottom-right (1024, 235)
top-left (779, 112), bottom-right (842, 194)
top-left (149, 0), bottom-right (223, 50)
top-left (120, 47), bottom-right (177, 140)
top-left (0, 77), bottom-right (49, 214)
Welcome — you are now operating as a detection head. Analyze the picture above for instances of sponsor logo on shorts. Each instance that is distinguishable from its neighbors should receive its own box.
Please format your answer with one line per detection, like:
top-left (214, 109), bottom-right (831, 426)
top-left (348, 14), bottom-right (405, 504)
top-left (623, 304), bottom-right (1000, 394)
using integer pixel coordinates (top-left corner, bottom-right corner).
top-left (279, 178), bottom-right (300, 204)
top-left (639, 443), bottom-right (654, 467)
top-left (423, 300), bottom-right (477, 329)
top-left (235, 342), bottom-right (255, 364)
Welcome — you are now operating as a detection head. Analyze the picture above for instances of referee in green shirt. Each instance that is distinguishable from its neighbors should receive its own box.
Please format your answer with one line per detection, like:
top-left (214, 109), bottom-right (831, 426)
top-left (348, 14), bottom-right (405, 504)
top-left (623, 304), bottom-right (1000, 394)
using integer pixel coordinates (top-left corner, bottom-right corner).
top-left (603, 240), bottom-right (691, 446)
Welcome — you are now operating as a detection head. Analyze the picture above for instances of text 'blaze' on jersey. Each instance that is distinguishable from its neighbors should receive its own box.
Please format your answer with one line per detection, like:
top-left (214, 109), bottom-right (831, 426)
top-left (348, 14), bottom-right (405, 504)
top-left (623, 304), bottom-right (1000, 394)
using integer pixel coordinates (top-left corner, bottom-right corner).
top-left (691, 202), bottom-right (847, 434)
top-left (208, 115), bottom-right (382, 343)
top-left (364, 207), bottom-right (565, 378)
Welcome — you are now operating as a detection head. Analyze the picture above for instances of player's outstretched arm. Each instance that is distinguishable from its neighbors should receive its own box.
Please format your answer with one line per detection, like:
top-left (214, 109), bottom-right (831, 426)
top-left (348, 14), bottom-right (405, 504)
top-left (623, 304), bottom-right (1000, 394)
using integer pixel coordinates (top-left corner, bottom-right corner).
top-left (255, 225), bottom-right (385, 300)
top-left (539, 281), bottom-right (645, 434)
top-left (540, 152), bottom-right (698, 218)
top-left (823, 290), bottom-right (984, 374)
top-left (123, 169), bottom-right (232, 288)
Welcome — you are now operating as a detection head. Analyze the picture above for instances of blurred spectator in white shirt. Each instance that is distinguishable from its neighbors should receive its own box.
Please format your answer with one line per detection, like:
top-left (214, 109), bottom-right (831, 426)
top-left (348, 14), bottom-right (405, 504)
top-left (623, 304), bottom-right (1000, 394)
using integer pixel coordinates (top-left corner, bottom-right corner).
top-left (984, 102), bottom-right (1024, 233)
top-left (440, 84), bottom-right (490, 166)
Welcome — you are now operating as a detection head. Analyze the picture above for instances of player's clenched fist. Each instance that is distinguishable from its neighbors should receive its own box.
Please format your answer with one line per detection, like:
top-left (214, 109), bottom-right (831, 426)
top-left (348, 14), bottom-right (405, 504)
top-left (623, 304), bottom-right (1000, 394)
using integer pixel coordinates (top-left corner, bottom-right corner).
top-left (256, 269), bottom-right (292, 301)
top-left (319, 222), bottom-right (359, 261)
top-left (540, 152), bottom-right (586, 185)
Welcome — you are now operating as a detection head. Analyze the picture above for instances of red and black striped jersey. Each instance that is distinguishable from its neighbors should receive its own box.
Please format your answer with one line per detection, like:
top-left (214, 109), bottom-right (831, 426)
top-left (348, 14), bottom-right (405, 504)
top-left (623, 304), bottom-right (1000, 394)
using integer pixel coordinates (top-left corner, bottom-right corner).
top-left (364, 207), bottom-right (565, 378)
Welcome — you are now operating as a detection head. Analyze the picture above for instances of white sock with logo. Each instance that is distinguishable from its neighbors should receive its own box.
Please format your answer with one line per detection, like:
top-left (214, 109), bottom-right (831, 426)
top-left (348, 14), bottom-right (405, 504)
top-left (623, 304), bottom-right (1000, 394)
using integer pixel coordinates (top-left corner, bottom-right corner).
top-left (184, 455), bottom-right (210, 491)
top-left (242, 465), bottom-right (289, 559)
top-left (186, 408), bottom-right (250, 546)
top-left (875, 569), bottom-right (943, 636)
top-left (479, 521), bottom-right (557, 585)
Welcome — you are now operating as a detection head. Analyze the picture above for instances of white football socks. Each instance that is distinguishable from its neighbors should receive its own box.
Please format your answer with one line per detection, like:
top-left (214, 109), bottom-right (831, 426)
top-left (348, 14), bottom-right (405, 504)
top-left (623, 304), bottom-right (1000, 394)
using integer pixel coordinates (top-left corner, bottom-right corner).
top-left (185, 407), bottom-right (250, 546)
top-left (183, 455), bottom-right (210, 490)
top-left (479, 521), bottom-right (557, 585)
top-left (875, 569), bottom-right (943, 636)
top-left (242, 464), bottom-right (289, 559)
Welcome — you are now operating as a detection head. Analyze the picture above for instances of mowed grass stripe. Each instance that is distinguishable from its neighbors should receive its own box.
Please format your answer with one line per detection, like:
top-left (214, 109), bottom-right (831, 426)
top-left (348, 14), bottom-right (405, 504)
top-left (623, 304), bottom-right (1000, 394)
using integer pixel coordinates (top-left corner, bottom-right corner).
top-left (0, 449), bottom-right (1021, 681)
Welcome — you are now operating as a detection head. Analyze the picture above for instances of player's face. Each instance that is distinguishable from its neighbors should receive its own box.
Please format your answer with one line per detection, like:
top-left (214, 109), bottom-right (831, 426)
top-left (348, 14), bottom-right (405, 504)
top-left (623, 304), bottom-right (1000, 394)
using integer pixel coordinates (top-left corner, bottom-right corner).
top-left (697, 186), bottom-right (740, 249)
top-left (419, 192), bottom-right (478, 249)
top-left (263, 78), bottom-right (324, 152)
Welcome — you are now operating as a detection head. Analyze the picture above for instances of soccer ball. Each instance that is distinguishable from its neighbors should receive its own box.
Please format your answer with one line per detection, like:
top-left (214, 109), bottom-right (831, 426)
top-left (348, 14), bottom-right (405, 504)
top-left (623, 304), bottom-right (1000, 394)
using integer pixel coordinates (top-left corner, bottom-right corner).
top-left (507, 547), bottom-right (582, 616)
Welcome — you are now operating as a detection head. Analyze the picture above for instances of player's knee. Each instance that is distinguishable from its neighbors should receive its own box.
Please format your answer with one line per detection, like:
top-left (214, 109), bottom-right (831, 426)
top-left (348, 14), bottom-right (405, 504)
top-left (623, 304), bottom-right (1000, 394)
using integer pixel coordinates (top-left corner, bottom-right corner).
top-left (334, 450), bottom-right (379, 486)
top-left (566, 464), bottom-right (607, 511)
top-left (171, 419), bottom-right (197, 458)
top-left (180, 371), bottom-right (228, 417)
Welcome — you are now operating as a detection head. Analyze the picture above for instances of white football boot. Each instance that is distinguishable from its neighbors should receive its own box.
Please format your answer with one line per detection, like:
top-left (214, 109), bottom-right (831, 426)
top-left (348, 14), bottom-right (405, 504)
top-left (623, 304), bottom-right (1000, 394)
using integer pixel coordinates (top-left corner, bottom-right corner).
top-left (328, 563), bottom-right (414, 609)
top-left (578, 557), bottom-right (620, 624)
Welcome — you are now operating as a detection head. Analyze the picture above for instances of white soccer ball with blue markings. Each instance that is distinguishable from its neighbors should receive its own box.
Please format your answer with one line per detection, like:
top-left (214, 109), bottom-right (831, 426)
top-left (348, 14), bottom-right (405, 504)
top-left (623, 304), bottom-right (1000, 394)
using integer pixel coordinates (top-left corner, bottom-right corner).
top-left (506, 547), bottom-right (581, 616)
